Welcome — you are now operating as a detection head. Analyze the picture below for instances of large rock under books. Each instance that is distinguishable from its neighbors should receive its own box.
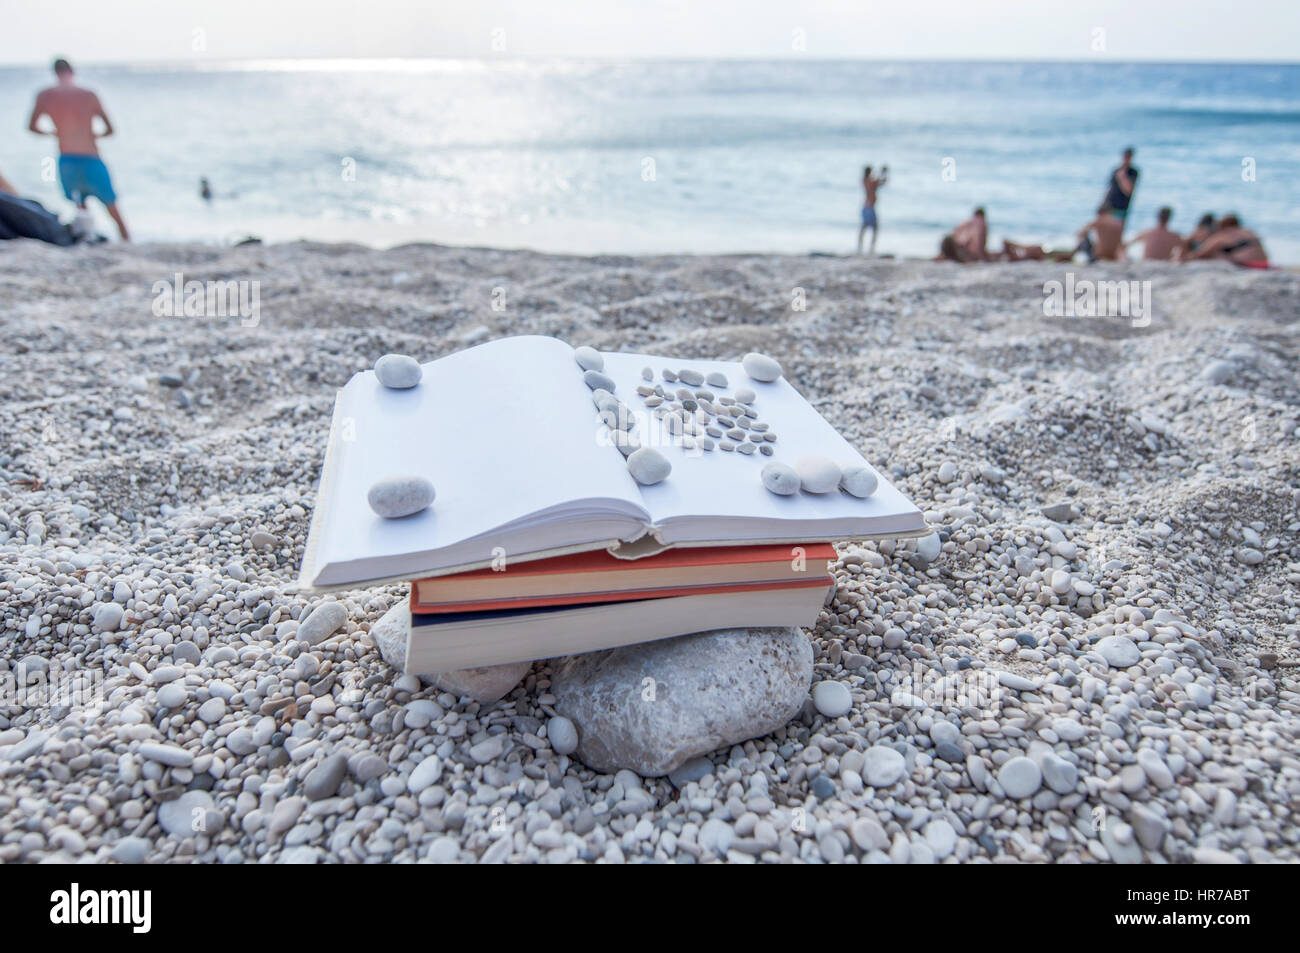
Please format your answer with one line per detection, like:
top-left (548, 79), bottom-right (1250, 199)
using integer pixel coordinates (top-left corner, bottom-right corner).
top-left (551, 627), bottom-right (813, 777)
top-left (371, 603), bottom-right (529, 704)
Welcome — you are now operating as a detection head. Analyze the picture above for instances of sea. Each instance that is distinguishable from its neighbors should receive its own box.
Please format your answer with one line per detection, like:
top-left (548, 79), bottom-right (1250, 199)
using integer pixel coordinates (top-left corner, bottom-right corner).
top-left (1, 59), bottom-right (1297, 261)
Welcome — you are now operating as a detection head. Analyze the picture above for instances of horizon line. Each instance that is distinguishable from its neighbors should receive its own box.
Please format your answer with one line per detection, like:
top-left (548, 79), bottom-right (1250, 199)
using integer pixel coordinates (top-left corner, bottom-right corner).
top-left (1, 54), bottom-right (1298, 69)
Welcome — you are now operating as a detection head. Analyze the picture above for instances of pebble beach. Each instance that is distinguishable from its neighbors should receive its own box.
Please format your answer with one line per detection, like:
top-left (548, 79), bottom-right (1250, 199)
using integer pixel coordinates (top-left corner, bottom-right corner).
top-left (1, 239), bottom-right (1297, 863)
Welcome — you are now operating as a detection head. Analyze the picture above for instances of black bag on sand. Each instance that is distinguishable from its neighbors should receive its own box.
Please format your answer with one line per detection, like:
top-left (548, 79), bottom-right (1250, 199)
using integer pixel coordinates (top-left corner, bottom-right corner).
top-left (0, 193), bottom-right (75, 246)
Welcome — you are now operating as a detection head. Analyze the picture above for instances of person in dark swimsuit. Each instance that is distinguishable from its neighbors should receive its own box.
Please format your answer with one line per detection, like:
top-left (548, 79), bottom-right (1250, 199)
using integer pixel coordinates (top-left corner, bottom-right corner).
top-left (1178, 213), bottom-right (1215, 260)
top-left (1100, 147), bottom-right (1139, 232)
top-left (1183, 214), bottom-right (1268, 268)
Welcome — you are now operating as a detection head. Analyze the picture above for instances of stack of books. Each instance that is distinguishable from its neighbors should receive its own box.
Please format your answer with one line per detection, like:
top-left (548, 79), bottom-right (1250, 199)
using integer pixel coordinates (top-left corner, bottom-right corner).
top-left (404, 543), bottom-right (837, 671)
top-left (299, 336), bottom-right (926, 671)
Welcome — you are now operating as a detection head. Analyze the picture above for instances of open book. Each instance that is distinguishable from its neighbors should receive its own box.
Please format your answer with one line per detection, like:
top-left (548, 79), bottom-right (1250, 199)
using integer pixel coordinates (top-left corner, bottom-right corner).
top-left (299, 335), bottom-right (925, 589)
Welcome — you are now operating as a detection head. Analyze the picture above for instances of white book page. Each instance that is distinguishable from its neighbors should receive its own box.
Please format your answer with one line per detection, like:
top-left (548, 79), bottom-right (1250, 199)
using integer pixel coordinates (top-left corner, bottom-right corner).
top-left (312, 336), bottom-right (647, 582)
top-left (597, 350), bottom-right (925, 539)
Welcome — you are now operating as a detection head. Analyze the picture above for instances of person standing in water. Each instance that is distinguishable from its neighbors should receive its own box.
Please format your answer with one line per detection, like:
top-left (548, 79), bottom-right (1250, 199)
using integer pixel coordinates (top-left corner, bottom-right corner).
top-left (857, 164), bottom-right (888, 255)
top-left (28, 58), bottom-right (129, 241)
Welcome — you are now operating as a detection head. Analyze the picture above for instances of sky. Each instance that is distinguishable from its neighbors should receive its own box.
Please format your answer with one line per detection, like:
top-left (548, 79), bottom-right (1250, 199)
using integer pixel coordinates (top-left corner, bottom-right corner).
top-left (0, 0), bottom-right (1296, 64)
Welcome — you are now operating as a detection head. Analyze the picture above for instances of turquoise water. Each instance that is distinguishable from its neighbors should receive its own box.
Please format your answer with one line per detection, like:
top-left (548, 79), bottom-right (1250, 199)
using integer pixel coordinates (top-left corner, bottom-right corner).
top-left (1, 59), bottom-right (1296, 260)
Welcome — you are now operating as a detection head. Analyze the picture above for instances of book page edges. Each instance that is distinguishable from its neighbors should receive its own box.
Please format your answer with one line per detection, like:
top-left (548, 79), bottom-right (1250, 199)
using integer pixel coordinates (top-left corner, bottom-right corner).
top-left (296, 521), bottom-right (929, 593)
top-left (294, 393), bottom-right (346, 593)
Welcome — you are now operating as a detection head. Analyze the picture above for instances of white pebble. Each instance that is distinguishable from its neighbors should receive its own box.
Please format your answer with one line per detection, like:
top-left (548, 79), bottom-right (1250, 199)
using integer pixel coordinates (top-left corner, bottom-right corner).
top-left (795, 456), bottom-right (841, 494)
top-left (862, 746), bottom-right (906, 787)
top-left (374, 353), bottom-right (422, 389)
top-left (92, 602), bottom-right (125, 632)
top-left (583, 369), bottom-right (616, 392)
top-left (368, 475), bottom-right (436, 518)
top-left (1096, 635), bottom-right (1141, 669)
top-left (998, 756), bottom-right (1042, 799)
top-left (760, 462), bottom-right (800, 495)
top-left (627, 447), bottom-right (671, 486)
top-left (741, 352), bottom-right (783, 382)
top-left (407, 755), bottom-right (443, 794)
top-left (197, 697), bottom-right (226, 723)
top-left (299, 601), bottom-right (347, 645)
top-left (574, 345), bottom-right (604, 371)
top-left (138, 742), bottom-right (193, 768)
top-left (548, 716), bottom-right (579, 755)
top-left (812, 681), bottom-right (852, 717)
top-left (914, 533), bottom-right (942, 564)
top-left (156, 683), bottom-right (187, 709)
top-left (840, 465), bottom-right (879, 498)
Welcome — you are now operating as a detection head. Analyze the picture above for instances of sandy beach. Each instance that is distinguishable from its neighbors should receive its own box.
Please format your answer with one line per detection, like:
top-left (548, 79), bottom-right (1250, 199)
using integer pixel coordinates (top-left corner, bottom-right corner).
top-left (1, 240), bottom-right (1297, 863)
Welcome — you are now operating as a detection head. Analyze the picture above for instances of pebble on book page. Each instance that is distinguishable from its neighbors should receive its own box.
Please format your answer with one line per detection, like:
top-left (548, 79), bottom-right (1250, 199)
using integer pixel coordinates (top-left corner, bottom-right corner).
top-left (761, 461), bottom-right (800, 495)
top-left (795, 455), bottom-right (842, 494)
top-left (840, 465), bottom-right (880, 499)
top-left (374, 353), bottom-right (422, 389)
top-left (367, 474), bottom-right (436, 518)
top-left (582, 369), bottom-right (617, 392)
top-left (741, 352), bottom-right (783, 383)
top-left (578, 343), bottom-right (874, 500)
top-left (574, 345), bottom-right (604, 371)
top-left (627, 447), bottom-right (671, 485)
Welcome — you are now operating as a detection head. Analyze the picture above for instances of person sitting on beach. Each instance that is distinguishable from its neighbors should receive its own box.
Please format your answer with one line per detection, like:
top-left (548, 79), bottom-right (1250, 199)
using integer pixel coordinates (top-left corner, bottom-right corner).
top-left (1076, 206), bottom-right (1126, 262)
top-left (1125, 206), bottom-right (1181, 260)
top-left (1178, 213), bottom-right (1216, 260)
top-left (1000, 240), bottom-right (1075, 262)
top-left (1183, 214), bottom-right (1268, 268)
top-left (28, 58), bottom-right (129, 241)
top-left (1100, 146), bottom-right (1139, 232)
top-left (857, 164), bottom-right (888, 255)
top-left (0, 168), bottom-right (77, 245)
top-left (935, 208), bottom-right (990, 263)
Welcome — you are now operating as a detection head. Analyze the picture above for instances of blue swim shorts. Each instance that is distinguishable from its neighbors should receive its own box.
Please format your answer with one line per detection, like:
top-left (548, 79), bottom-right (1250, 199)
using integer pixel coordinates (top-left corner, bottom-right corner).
top-left (861, 205), bottom-right (877, 227)
top-left (58, 154), bottom-right (118, 205)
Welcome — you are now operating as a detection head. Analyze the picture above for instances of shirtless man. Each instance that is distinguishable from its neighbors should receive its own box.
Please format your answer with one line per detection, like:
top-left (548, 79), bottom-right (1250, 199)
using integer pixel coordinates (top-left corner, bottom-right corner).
top-left (1125, 206), bottom-right (1181, 260)
top-left (28, 59), bottom-right (129, 240)
top-left (1076, 206), bottom-right (1125, 262)
top-left (935, 209), bottom-right (995, 263)
top-left (857, 164), bottom-right (888, 255)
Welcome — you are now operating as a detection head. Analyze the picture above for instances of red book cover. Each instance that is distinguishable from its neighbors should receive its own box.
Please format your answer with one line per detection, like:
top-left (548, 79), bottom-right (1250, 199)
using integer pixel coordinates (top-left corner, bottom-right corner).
top-left (410, 542), bottom-right (837, 614)
top-left (408, 574), bottom-right (833, 615)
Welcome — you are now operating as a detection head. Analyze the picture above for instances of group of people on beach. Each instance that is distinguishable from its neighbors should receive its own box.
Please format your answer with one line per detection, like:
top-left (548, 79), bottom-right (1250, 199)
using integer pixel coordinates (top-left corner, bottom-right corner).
top-left (0, 57), bottom-right (1277, 268)
top-left (861, 146), bottom-right (1270, 268)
